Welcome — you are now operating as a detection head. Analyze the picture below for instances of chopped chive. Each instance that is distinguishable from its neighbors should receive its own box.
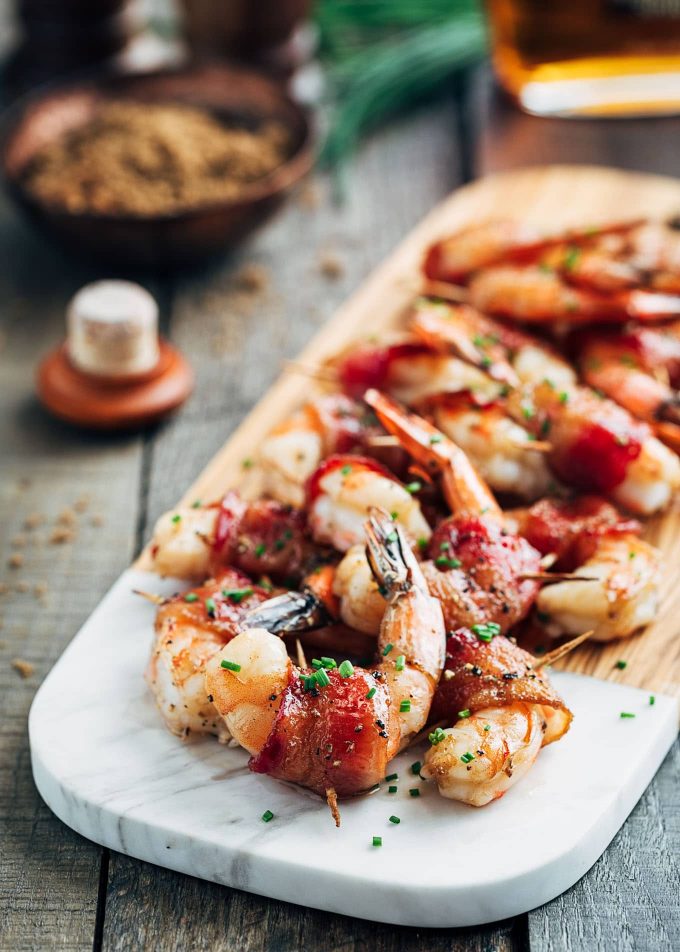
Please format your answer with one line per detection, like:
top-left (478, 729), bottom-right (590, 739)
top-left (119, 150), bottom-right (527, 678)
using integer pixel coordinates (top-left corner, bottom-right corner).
top-left (649, 695), bottom-right (656, 706)
top-left (385, 772), bottom-right (398, 782)
top-left (339, 660), bottom-right (354, 678)
top-left (399, 699), bottom-right (411, 713)
top-left (405, 481), bottom-right (422, 494)
top-left (471, 621), bottom-right (501, 643)
top-left (521, 404), bottom-right (535, 420)
top-left (221, 587), bottom-right (254, 604)
top-left (388, 785), bottom-right (398, 794)
top-left (483, 724), bottom-right (491, 732)
top-left (320, 656), bottom-right (337, 669)
top-left (386, 530), bottom-right (398, 543)
top-left (429, 434), bottom-right (443, 444)
top-left (429, 727), bottom-right (446, 746)
top-left (563, 246), bottom-right (581, 271)
top-left (417, 537), bottom-right (429, 552)
top-left (184, 592), bottom-right (199, 603)
top-left (340, 464), bottom-right (352, 475)
top-left (390, 512), bottom-right (398, 522)
top-left (395, 654), bottom-right (405, 671)
top-left (409, 788), bottom-right (420, 798)
top-left (254, 543), bottom-right (266, 557)
top-left (435, 555), bottom-right (462, 569)
top-left (382, 643), bottom-right (393, 656)
top-left (366, 686), bottom-right (377, 700)
top-left (191, 499), bottom-right (201, 508)
top-left (457, 709), bottom-right (471, 719)
top-left (410, 761), bottom-right (422, 775)
top-left (620, 712), bottom-right (636, 719)
top-left (314, 667), bottom-right (331, 688)
top-left (274, 539), bottom-right (286, 551)
top-left (242, 458), bottom-right (253, 469)
top-left (171, 514), bottom-right (181, 524)
top-left (205, 597), bottom-right (216, 616)
top-left (460, 751), bottom-right (475, 764)
top-left (558, 391), bottom-right (569, 404)
top-left (614, 660), bottom-right (627, 670)
top-left (629, 551), bottom-right (636, 559)
top-left (372, 836), bottom-right (382, 847)
top-left (389, 815), bottom-right (401, 824)
top-left (312, 659), bottom-right (322, 670)
top-left (221, 660), bottom-right (242, 672)
top-left (261, 809), bottom-right (274, 822)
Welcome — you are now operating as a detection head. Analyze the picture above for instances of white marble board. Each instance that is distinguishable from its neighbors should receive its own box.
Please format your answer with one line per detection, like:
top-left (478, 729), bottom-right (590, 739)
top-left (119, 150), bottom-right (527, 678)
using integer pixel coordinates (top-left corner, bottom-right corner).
top-left (29, 569), bottom-right (678, 928)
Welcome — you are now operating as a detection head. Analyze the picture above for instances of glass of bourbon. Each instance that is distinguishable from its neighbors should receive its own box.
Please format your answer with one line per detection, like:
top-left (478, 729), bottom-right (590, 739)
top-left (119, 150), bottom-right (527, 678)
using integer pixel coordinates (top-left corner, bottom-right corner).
top-left (486, 0), bottom-right (680, 116)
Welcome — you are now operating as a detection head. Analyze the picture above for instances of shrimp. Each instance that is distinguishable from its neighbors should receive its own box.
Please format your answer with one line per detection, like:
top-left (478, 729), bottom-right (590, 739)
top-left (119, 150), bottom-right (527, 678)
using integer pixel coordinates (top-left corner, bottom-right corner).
top-left (579, 330), bottom-right (680, 451)
top-left (306, 454), bottom-right (431, 553)
top-left (257, 393), bottom-right (392, 508)
top-left (506, 379), bottom-right (680, 514)
top-left (508, 495), bottom-right (660, 641)
top-left (205, 511), bottom-right (445, 804)
top-left (535, 533), bottom-right (659, 642)
top-left (144, 569), bottom-right (277, 741)
top-left (425, 392), bottom-right (554, 502)
top-left (149, 491), bottom-right (309, 582)
top-left (410, 298), bottom-right (576, 390)
top-left (422, 627), bottom-right (572, 806)
top-left (467, 265), bottom-right (680, 324)
top-left (365, 389), bottom-right (542, 633)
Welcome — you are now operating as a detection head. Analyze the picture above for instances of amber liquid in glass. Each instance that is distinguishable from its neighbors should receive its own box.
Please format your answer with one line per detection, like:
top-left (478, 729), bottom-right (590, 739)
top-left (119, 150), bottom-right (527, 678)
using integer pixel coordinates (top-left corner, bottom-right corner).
top-left (486, 0), bottom-right (680, 116)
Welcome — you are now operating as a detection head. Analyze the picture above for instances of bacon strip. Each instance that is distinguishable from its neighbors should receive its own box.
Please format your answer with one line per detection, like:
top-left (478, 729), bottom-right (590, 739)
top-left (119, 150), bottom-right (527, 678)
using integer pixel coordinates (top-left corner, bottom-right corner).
top-left (431, 628), bottom-right (572, 746)
top-left (250, 669), bottom-right (397, 797)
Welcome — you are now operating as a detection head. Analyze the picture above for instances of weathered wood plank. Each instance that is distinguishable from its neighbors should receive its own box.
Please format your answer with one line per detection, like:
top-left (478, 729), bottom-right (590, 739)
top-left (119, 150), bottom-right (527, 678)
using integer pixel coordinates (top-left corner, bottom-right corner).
top-left (100, 101), bottom-right (493, 950)
top-left (0, 194), bottom-right (145, 950)
top-left (472, 63), bottom-right (680, 952)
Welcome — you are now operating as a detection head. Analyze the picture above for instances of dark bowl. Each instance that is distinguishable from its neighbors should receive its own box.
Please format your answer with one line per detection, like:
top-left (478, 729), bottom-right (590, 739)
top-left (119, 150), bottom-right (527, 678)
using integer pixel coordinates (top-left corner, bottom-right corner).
top-left (0, 62), bottom-right (314, 268)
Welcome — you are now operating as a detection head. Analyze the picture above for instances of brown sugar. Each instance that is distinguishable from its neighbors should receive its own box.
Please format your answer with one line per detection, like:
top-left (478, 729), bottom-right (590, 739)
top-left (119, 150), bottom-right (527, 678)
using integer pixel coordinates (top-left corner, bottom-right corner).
top-left (12, 658), bottom-right (35, 679)
top-left (22, 100), bottom-right (292, 217)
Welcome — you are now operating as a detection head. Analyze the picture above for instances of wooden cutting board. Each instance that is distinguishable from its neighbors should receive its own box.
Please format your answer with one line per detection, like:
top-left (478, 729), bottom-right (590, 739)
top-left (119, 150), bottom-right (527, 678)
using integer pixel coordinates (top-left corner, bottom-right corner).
top-left (136, 164), bottom-right (680, 702)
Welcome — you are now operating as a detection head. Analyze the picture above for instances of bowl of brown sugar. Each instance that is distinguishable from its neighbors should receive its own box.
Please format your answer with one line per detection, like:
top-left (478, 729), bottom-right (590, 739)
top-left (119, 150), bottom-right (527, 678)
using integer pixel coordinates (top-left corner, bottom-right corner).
top-left (1, 62), bottom-right (313, 267)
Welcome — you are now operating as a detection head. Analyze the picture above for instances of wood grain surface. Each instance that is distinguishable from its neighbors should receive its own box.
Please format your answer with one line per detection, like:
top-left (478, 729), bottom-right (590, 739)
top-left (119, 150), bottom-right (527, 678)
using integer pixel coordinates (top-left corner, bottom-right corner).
top-left (137, 163), bottom-right (680, 702)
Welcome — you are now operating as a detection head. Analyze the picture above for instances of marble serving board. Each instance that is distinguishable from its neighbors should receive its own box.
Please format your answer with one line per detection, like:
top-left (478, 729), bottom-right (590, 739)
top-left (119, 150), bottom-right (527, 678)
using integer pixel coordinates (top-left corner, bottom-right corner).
top-left (29, 569), bottom-right (678, 928)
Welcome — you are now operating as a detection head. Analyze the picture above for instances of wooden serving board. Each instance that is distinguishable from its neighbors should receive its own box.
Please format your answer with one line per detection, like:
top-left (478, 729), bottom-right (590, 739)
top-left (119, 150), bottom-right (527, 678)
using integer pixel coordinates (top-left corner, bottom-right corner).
top-left (137, 164), bottom-right (680, 702)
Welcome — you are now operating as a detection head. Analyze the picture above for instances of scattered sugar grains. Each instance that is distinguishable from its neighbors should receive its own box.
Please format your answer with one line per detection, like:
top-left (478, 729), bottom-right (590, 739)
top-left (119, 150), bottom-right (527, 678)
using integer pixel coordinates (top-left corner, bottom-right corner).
top-left (12, 658), bottom-right (35, 679)
top-left (319, 251), bottom-right (344, 280)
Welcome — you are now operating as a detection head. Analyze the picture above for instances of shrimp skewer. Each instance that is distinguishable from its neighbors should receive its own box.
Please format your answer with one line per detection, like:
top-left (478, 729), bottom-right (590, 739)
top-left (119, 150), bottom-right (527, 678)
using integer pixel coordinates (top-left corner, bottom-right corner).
top-left (205, 512), bottom-right (445, 807)
top-left (422, 627), bottom-right (572, 806)
top-left (149, 491), bottom-right (310, 582)
top-left (364, 389), bottom-right (543, 634)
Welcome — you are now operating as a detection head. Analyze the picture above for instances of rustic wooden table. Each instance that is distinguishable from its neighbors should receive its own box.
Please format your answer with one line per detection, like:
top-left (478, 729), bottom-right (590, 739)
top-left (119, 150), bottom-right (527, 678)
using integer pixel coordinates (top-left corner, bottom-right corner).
top-left (1, 60), bottom-right (679, 951)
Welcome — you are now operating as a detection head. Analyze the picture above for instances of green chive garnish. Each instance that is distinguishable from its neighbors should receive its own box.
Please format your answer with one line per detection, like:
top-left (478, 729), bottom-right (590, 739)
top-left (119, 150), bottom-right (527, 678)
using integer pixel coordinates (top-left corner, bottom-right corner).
top-left (184, 593), bottom-right (198, 603)
top-left (483, 724), bottom-right (491, 732)
top-left (460, 751), bottom-right (475, 764)
top-left (399, 699), bottom-right (411, 713)
top-left (558, 391), bottom-right (569, 404)
top-left (372, 836), bottom-right (382, 847)
top-left (620, 712), bottom-right (636, 719)
top-left (429, 727), bottom-right (446, 745)
top-left (429, 434), bottom-right (442, 444)
top-left (388, 785), bottom-right (397, 794)
top-left (339, 660), bottom-right (354, 678)
top-left (340, 464), bottom-right (352, 475)
top-left (395, 655), bottom-right (405, 671)
top-left (385, 773), bottom-right (398, 782)
top-left (405, 481), bottom-right (422, 494)
top-left (321, 657), bottom-right (337, 669)
top-left (221, 660), bottom-right (241, 672)
top-left (387, 530), bottom-right (398, 543)
top-left (649, 695), bottom-right (656, 706)
top-left (389, 815), bottom-right (400, 824)
top-left (314, 668), bottom-right (331, 688)
top-left (458, 709), bottom-right (471, 719)
top-left (417, 537), bottom-right (429, 552)
top-left (171, 514), bottom-right (181, 524)
top-left (222, 587), bottom-right (254, 604)
top-left (435, 555), bottom-right (462, 569)
top-left (242, 458), bottom-right (253, 469)
top-left (191, 500), bottom-right (201, 508)
top-left (382, 643), bottom-right (393, 656)
top-left (615, 660), bottom-right (627, 670)
top-left (409, 788), bottom-right (420, 798)
top-left (366, 687), bottom-right (377, 700)
top-left (205, 597), bottom-right (216, 616)
top-left (254, 543), bottom-right (266, 557)
top-left (261, 810), bottom-right (274, 822)
top-left (410, 761), bottom-right (422, 775)
top-left (471, 622), bottom-right (501, 643)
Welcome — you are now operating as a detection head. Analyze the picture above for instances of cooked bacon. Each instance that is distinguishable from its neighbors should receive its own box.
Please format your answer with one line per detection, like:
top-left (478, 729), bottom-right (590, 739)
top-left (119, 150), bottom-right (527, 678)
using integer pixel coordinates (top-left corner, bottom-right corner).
top-left (423, 515), bottom-right (541, 633)
top-left (158, 568), bottom-right (278, 640)
top-left (211, 491), bottom-right (310, 584)
top-left (334, 342), bottom-right (432, 399)
top-left (250, 669), bottom-right (397, 797)
top-left (431, 627), bottom-right (572, 745)
top-left (511, 496), bottom-right (640, 570)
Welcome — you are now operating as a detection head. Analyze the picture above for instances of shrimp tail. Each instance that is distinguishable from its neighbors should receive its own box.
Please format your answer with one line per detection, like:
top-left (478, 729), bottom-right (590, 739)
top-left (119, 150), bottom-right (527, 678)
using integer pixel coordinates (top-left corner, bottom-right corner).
top-left (244, 588), bottom-right (332, 635)
top-left (363, 508), bottom-right (414, 599)
top-left (658, 394), bottom-right (680, 426)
